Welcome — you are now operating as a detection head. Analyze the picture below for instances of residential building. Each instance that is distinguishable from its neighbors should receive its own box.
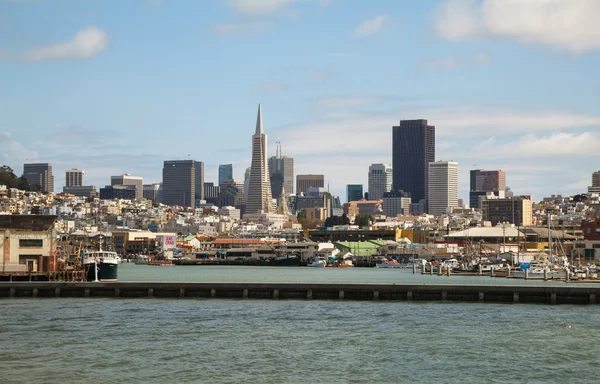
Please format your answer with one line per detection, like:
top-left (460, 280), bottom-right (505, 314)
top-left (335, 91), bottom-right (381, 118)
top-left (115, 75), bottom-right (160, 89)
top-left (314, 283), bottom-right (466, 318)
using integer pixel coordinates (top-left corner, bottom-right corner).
top-left (392, 119), bottom-right (435, 207)
top-left (218, 164), bottom-right (233, 186)
top-left (346, 184), bottom-right (363, 203)
top-left (382, 190), bottom-right (411, 218)
top-left (368, 163), bottom-right (392, 200)
top-left (481, 196), bottom-right (533, 226)
top-left (296, 174), bottom-right (324, 195)
top-left (469, 169), bottom-right (507, 208)
top-left (268, 143), bottom-right (294, 199)
top-left (65, 168), bottom-right (84, 187)
top-left (111, 174), bottom-right (143, 200)
top-left (23, 163), bottom-right (54, 193)
top-left (246, 104), bottom-right (273, 214)
top-left (428, 161), bottom-right (459, 217)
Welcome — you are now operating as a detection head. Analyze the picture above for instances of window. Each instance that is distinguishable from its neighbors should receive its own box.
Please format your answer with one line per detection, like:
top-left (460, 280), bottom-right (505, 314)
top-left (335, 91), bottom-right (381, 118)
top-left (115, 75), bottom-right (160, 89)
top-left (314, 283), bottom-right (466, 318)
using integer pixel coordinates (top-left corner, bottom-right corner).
top-left (593, 244), bottom-right (600, 249)
top-left (19, 239), bottom-right (43, 247)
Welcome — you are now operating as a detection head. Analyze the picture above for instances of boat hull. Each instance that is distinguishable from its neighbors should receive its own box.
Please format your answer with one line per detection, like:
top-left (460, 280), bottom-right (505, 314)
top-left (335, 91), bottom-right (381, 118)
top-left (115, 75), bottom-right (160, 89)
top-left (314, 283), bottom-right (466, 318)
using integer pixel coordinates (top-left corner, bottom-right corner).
top-left (258, 256), bottom-right (300, 267)
top-left (308, 261), bottom-right (326, 267)
top-left (85, 262), bottom-right (118, 282)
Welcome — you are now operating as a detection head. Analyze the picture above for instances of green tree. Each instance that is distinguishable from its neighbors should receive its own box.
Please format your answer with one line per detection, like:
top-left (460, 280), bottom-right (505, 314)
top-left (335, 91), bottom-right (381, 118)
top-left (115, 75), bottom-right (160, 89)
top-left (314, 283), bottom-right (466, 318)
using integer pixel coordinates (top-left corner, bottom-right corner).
top-left (354, 214), bottom-right (373, 228)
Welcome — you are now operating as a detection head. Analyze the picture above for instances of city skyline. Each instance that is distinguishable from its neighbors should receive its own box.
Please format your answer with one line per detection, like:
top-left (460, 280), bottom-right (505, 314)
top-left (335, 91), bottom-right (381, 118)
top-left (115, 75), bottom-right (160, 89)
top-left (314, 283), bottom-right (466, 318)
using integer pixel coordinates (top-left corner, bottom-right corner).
top-left (1, 1), bottom-right (600, 202)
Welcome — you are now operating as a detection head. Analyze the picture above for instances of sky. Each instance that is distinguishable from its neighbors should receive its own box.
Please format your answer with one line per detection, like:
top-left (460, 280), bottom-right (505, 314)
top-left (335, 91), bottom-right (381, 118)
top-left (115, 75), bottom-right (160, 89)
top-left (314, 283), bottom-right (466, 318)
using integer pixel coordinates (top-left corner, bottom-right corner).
top-left (1, 0), bottom-right (600, 204)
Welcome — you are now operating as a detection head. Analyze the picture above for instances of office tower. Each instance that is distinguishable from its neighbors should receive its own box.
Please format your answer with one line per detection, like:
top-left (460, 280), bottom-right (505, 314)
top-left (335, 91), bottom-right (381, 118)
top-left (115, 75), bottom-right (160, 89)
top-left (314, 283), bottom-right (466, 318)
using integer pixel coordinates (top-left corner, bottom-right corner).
top-left (296, 174), bottom-right (325, 195)
top-left (428, 161), bottom-right (458, 217)
top-left (217, 179), bottom-right (246, 210)
top-left (268, 142), bottom-right (294, 199)
top-left (368, 163), bottom-right (392, 200)
top-left (65, 168), bottom-right (84, 187)
top-left (392, 119), bottom-right (435, 207)
top-left (218, 164), bottom-right (233, 186)
top-left (99, 185), bottom-right (136, 200)
top-left (346, 184), bottom-right (363, 203)
top-left (23, 163), bottom-right (54, 193)
top-left (204, 182), bottom-right (220, 204)
top-left (593, 171), bottom-right (600, 188)
top-left (469, 169), bottom-right (507, 208)
top-left (246, 104), bottom-right (273, 214)
top-left (382, 190), bottom-right (411, 218)
top-left (161, 160), bottom-right (200, 207)
top-left (111, 174), bottom-right (143, 200)
top-left (244, 167), bottom-right (251, 199)
top-left (142, 183), bottom-right (161, 201)
top-left (194, 161), bottom-right (205, 202)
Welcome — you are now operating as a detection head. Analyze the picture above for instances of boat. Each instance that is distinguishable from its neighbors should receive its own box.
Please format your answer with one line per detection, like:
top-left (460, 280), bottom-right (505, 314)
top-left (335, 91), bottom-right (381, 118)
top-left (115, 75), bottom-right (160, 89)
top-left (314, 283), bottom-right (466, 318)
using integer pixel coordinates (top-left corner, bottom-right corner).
top-left (258, 254), bottom-right (300, 267)
top-left (147, 260), bottom-right (174, 266)
top-left (376, 260), bottom-right (412, 269)
top-left (135, 254), bottom-right (149, 265)
top-left (84, 248), bottom-right (119, 282)
top-left (308, 257), bottom-right (327, 267)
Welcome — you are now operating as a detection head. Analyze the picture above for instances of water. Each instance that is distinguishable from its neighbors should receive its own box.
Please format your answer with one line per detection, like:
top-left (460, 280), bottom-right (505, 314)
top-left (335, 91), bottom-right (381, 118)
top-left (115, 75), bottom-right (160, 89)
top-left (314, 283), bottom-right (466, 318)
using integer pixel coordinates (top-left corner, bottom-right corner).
top-left (0, 298), bottom-right (598, 383)
top-left (119, 263), bottom-right (600, 287)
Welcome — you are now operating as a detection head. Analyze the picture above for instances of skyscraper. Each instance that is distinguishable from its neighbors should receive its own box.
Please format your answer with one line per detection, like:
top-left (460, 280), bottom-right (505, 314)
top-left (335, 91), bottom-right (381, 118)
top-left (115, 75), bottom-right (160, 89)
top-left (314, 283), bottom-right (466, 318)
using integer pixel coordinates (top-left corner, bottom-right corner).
top-left (296, 174), bottom-right (325, 195)
top-left (428, 161), bottom-right (458, 217)
top-left (65, 168), bottom-right (84, 187)
top-left (346, 184), bottom-right (363, 203)
top-left (244, 167), bottom-right (251, 199)
top-left (392, 119), bottom-right (435, 207)
top-left (246, 104), bottom-right (272, 214)
top-left (268, 142), bottom-right (294, 199)
top-left (469, 169), bottom-right (506, 208)
top-left (23, 163), bottom-right (54, 193)
top-left (218, 164), bottom-right (233, 186)
top-left (162, 160), bottom-right (202, 207)
top-left (368, 163), bottom-right (392, 200)
top-left (111, 174), bottom-right (143, 200)
top-left (593, 171), bottom-right (600, 188)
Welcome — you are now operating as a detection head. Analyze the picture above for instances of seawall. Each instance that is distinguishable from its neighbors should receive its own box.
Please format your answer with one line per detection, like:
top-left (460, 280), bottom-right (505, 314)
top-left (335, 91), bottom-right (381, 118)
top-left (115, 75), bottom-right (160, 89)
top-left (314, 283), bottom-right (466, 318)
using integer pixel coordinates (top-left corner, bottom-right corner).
top-left (1, 282), bottom-right (600, 305)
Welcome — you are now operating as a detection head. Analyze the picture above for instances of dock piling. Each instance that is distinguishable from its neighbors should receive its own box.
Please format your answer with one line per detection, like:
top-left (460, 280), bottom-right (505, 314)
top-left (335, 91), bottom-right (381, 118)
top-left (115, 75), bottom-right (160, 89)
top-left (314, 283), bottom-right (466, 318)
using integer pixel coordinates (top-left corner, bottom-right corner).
top-left (544, 270), bottom-right (548, 281)
top-left (210, 289), bottom-right (216, 297)
top-left (242, 289), bottom-right (248, 299)
top-left (84, 288), bottom-right (90, 297)
top-left (273, 289), bottom-right (279, 299)
top-left (513, 292), bottom-right (519, 303)
top-left (32, 288), bottom-right (38, 298)
top-left (115, 288), bottom-right (120, 298)
top-left (373, 290), bottom-right (379, 300)
top-left (55, 288), bottom-right (60, 298)
top-left (179, 288), bottom-right (185, 298)
top-left (148, 288), bottom-right (154, 298)
top-left (9, 288), bottom-right (15, 298)
top-left (550, 292), bottom-right (557, 305)
top-left (407, 290), bottom-right (413, 301)
top-left (307, 289), bottom-right (313, 300)
top-left (441, 291), bottom-right (448, 301)
top-left (338, 290), bottom-right (345, 300)
top-left (478, 292), bottom-right (484, 302)
top-left (590, 293), bottom-right (596, 305)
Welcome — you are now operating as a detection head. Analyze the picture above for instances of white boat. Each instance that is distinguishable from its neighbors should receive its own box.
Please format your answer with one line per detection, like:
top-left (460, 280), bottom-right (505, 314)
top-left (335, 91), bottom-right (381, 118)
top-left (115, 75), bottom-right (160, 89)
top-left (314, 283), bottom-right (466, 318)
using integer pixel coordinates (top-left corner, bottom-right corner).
top-left (308, 257), bottom-right (327, 267)
top-left (83, 249), bottom-right (119, 282)
top-left (135, 254), bottom-right (149, 265)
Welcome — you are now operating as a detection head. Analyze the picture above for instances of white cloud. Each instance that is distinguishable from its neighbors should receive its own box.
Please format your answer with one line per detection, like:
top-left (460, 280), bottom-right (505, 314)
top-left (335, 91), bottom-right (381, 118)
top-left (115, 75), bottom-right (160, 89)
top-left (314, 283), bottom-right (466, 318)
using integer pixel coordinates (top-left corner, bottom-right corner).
top-left (213, 21), bottom-right (269, 36)
top-left (473, 52), bottom-right (491, 65)
top-left (493, 132), bottom-right (600, 157)
top-left (354, 15), bottom-right (388, 37)
top-left (0, 132), bottom-right (38, 163)
top-left (22, 27), bottom-right (108, 62)
top-left (434, 0), bottom-right (600, 53)
top-left (223, 0), bottom-right (298, 16)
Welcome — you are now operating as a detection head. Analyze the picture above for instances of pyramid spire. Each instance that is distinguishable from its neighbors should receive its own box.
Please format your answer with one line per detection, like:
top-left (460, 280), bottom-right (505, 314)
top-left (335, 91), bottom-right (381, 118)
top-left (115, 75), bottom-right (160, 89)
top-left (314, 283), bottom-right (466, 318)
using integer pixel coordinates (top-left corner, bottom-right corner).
top-left (276, 184), bottom-right (289, 217)
top-left (255, 103), bottom-right (263, 135)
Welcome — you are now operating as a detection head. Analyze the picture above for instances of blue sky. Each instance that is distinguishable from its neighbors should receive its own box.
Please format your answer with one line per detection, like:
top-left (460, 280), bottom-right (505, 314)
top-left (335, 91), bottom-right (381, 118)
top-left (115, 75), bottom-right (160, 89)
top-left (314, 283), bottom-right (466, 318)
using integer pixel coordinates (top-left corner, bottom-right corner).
top-left (1, 0), bottom-right (600, 203)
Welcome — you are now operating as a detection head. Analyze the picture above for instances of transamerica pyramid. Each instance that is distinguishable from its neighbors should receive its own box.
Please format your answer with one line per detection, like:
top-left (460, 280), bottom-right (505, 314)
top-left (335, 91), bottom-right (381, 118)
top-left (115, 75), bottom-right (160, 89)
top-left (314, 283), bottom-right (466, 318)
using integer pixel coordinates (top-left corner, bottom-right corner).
top-left (246, 104), bottom-right (273, 214)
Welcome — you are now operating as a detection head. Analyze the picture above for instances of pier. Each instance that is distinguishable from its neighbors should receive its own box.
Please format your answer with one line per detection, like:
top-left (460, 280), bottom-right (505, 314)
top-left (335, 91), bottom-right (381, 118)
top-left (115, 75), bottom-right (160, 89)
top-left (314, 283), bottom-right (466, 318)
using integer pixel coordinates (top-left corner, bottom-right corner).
top-left (1, 282), bottom-right (599, 304)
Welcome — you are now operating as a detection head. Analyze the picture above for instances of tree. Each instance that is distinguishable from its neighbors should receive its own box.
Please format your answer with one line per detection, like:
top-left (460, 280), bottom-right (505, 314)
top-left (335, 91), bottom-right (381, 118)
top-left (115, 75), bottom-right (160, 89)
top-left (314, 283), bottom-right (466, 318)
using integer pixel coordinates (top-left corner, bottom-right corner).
top-left (0, 165), bottom-right (38, 191)
top-left (354, 214), bottom-right (373, 228)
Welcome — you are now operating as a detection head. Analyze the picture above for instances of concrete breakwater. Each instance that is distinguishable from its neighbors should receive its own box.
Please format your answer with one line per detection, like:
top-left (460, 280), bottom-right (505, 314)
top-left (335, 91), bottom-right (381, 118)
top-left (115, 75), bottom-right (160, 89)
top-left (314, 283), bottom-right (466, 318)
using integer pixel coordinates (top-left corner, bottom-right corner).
top-left (1, 282), bottom-right (599, 305)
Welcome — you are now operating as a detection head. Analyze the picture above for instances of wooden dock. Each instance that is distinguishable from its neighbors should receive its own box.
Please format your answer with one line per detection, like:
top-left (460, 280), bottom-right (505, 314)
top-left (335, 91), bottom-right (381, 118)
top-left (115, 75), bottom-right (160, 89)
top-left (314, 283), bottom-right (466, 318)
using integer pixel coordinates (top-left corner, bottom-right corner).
top-left (0, 282), bottom-right (599, 304)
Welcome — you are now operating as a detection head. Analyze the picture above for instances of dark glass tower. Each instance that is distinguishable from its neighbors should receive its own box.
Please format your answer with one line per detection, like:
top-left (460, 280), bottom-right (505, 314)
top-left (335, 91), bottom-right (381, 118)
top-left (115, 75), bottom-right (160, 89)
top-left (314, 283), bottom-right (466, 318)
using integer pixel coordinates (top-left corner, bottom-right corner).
top-left (392, 119), bottom-right (435, 206)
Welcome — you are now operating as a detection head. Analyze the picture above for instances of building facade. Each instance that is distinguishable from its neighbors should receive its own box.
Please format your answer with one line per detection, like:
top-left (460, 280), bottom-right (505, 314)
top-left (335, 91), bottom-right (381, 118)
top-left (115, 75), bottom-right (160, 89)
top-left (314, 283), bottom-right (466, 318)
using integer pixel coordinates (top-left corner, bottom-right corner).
top-left (368, 163), bottom-right (392, 200)
top-left (382, 190), bottom-right (411, 218)
top-left (111, 174), bottom-right (143, 200)
top-left (218, 164), bottom-right (233, 186)
top-left (428, 161), bottom-right (459, 217)
top-left (469, 169), bottom-right (506, 208)
top-left (65, 168), bottom-right (84, 187)
top-left (63, 185), bottom-right (97, 199)
top-left (23, 163), bottom-right (54, 193)
top-left (142, 183), bottom-right (161, 202)
top-left (296, 174), bottom-right (325, 195)
top-left (481, 196), bottom-right (533, 227)
top-left (392, 120), bottom-right (435, 207)
top-left (99, 185), bottom-right (137, 200)
top-left (593, 171), bottom-right (600, 188)
top-left (268, 152), bottom-right (294, 199)
top-left (246, 104), bottom-right (273, 214)
top-left (162, 160), bottom-right (200, 207)
top-left (346, 184), bottom-right (363, 203)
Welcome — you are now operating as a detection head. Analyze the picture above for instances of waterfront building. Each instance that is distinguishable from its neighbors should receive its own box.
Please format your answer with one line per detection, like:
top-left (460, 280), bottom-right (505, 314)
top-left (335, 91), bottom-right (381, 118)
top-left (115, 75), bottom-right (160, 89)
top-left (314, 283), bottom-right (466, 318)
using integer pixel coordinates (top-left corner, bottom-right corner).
top-left (23, 163), bottom-right (54, 193)
top-left (296, 174), bottom-right (324, 195)
top-left (469, 169), bottom-right (506, 208)
top-left (268, 143), bottom-right (294, 199)
top-left (481, 195), bottom-right (533, 226)
top-left (218, 164), bottom-right (233, 186)
top-left (0, 215), bottom-right (58, 273)
top-left (111, 174), bottom-right (143, 200)
top-left (428, 161), bottom-right (458, 217)
top-left (63, 185), bottom-right (97, 199)
top-left (392, 120), bottom-right (435, 208)
top-left (65, 168), bottom-right (84, 187)
top-left (382, 190), bottom-right (411, 218)
top-left (368, 163), bottom-right (392, 200)
top-left (162, 160), bottom-right (204, 208)
top-left (347, 184), bottom-right (363, 203)
top-left (246, 104), bottom-right (272, 214)
top-left (99, 185), bottom-right (137, 200)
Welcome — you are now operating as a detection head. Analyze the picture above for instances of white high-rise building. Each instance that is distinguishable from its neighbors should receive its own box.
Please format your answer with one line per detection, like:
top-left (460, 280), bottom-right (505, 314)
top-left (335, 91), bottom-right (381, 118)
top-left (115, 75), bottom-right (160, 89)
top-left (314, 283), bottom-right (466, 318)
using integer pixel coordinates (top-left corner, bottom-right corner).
top-left (246, 104), bottom-right (273, 214)
top-left (368, 164), bottom-right (392, 200)
top-left (428, 161), bottom-right (458, 217)
top-left (65, 168), bottom-right (84, 187)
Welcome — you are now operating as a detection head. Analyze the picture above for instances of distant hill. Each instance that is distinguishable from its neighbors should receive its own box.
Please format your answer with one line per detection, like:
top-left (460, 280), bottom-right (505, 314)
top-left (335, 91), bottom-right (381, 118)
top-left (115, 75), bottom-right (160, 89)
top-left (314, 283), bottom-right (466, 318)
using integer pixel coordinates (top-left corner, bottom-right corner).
top-left (0, 165), bottom-right (40, 192)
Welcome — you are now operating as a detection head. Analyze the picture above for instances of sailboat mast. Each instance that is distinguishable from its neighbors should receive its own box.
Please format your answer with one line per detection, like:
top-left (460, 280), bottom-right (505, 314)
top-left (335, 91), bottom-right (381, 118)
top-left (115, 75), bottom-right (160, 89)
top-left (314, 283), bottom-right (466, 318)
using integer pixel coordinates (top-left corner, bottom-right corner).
top-left (547, 211), bottom-right (552, 260)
